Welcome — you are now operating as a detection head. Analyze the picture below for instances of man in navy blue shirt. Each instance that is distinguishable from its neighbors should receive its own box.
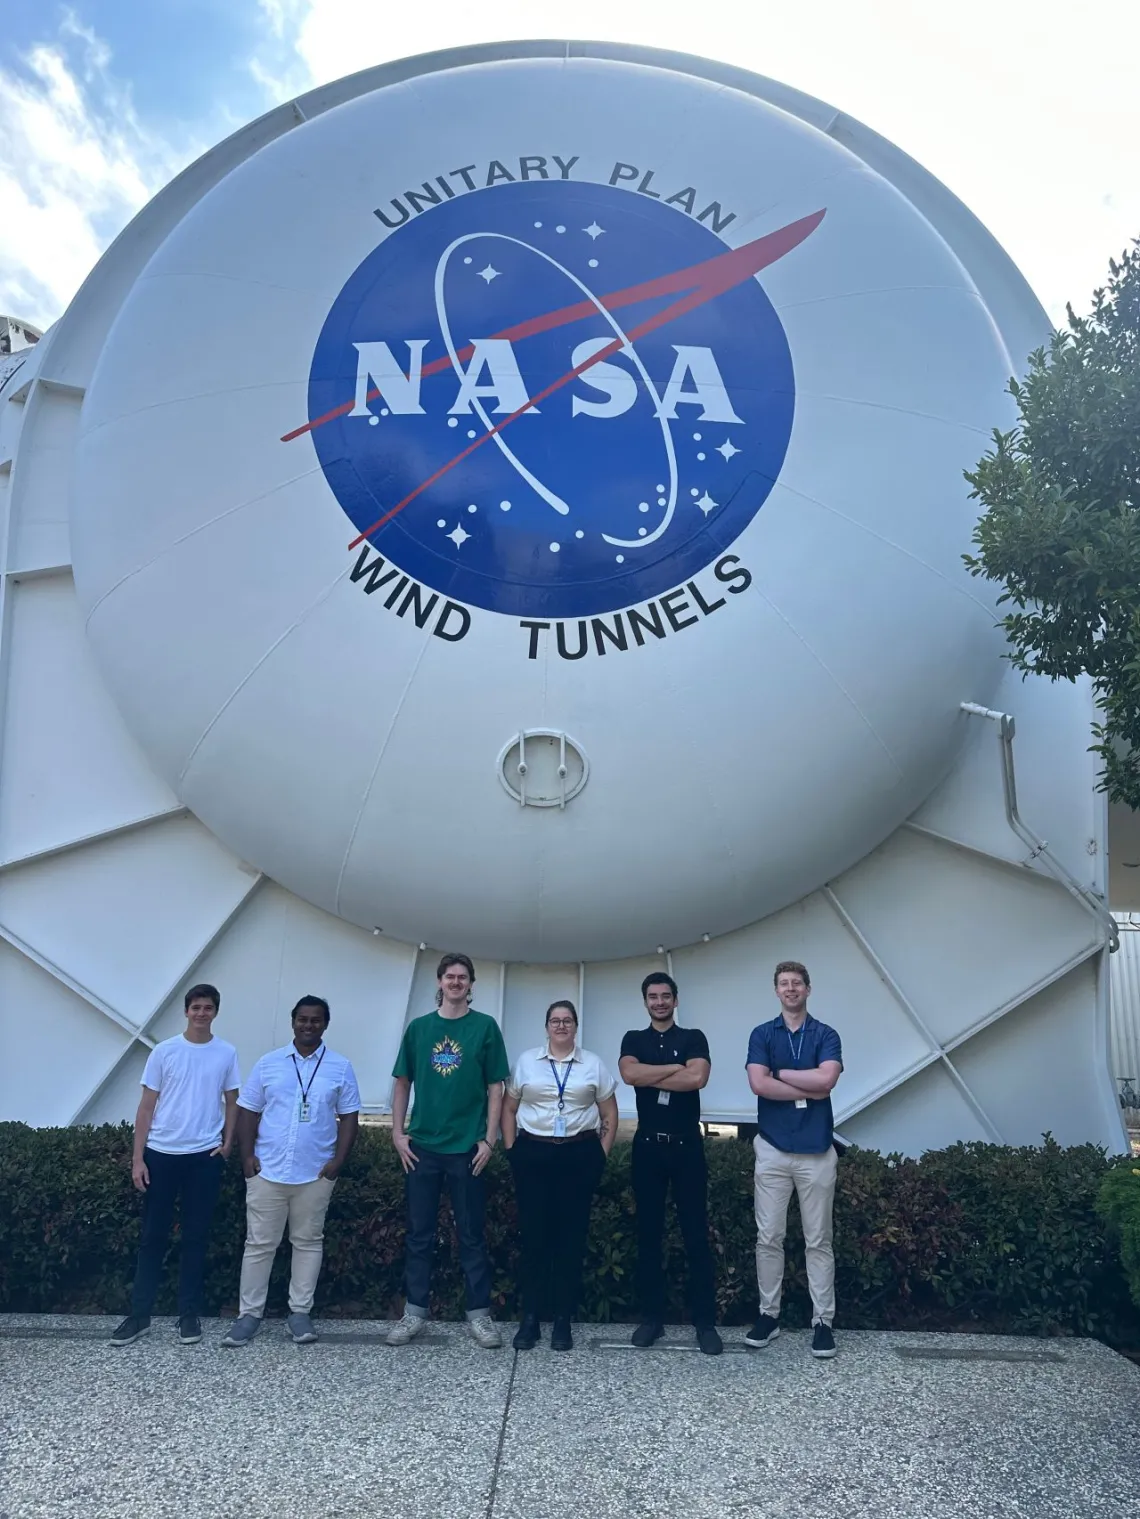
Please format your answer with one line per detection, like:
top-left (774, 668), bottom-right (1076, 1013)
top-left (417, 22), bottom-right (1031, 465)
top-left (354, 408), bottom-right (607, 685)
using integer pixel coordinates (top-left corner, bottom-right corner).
top-left (744, 960), bottom-right (843, 1359)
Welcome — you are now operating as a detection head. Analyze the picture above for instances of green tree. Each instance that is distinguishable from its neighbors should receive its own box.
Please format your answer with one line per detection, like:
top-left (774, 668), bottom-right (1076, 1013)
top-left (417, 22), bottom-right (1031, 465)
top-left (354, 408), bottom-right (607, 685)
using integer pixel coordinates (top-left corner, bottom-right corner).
top-left (965, 243), bottom-right (1140, 805)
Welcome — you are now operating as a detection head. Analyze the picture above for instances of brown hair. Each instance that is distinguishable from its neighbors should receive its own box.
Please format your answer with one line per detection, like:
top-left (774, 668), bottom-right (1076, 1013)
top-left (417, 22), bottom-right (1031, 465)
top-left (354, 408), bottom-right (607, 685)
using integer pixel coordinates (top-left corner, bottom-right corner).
top-left (545, 1000), bottom-right (579, 1027)
top-left (773, 960), bottom-right (810, 988)
top-left (436, 952), bottom-right (476, 1005)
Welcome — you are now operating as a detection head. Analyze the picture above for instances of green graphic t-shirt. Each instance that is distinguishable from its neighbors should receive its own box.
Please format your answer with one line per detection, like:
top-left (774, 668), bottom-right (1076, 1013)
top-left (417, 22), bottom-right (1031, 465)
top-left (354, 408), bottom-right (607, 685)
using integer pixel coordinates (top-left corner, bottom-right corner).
top-left (392, 1009), bottom-right (510, 1154)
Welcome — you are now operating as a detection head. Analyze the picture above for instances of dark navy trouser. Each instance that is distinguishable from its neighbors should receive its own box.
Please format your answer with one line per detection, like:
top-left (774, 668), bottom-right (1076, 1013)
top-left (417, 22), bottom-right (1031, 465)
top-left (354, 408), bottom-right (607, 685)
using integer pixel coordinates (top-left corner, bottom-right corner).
top-left (403, 1143), bottom-right (491, 1313)
top-left (130, 1147), bottom-right (224, 1316)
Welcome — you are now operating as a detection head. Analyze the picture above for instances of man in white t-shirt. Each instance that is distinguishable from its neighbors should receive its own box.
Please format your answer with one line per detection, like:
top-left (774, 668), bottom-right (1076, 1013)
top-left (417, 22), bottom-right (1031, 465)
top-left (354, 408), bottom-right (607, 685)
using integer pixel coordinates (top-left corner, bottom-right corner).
top-left (112, 983), bottom-right (240, 1347)
top-left (222, 995), bottom-right (360, 1347)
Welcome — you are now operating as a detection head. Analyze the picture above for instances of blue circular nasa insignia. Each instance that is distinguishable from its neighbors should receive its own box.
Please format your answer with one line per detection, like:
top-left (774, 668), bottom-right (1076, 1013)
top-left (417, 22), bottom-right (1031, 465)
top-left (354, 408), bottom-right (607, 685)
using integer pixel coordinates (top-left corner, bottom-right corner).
top-left (308, 180), bottom-right (797, 619)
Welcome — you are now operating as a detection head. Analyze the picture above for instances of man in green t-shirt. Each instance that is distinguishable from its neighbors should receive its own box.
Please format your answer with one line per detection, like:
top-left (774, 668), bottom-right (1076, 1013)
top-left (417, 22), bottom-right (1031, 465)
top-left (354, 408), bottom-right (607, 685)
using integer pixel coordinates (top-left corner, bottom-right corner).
top-left (387, 951), bottom-right (509, 1348)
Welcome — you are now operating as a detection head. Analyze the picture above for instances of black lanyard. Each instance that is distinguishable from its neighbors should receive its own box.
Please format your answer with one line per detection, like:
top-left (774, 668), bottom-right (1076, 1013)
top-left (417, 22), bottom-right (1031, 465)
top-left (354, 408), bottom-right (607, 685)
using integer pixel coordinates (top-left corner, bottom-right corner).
top-left (291, 1047), bottom-right (326, 1103)
top-left (548, 1058), bottom-right (574, 1111)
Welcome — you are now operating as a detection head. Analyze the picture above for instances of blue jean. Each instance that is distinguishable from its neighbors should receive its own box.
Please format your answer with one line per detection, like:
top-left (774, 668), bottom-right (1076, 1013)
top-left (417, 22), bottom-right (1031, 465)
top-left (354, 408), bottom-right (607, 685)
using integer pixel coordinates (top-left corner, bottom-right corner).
top-left (402, 1143), bottom-right (491, 1314)
top-left (130, 1147), bottom-right (224, 1316)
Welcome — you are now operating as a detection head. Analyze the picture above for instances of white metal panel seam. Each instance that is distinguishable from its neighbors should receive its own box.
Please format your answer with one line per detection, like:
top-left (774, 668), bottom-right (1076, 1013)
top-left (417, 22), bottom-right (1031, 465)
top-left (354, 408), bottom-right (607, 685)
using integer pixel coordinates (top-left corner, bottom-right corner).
top-left (333, 629), bottom-right (434, 918)
top-left (176, 566), bottom-right (350, 787)
top-left (0, 807), bottom-right (188, 873)
top-left (822, 883), bottom-right (1004, 1142)
top-left (67, 872), bottom-right (265, 1123)
top-left (0, 920), bottom-right (154, 1047)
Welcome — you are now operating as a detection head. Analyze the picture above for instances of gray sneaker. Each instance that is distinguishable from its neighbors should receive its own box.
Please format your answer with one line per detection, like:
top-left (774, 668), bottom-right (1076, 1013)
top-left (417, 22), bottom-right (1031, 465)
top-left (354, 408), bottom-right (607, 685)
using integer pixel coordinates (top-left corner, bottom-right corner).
top-left (287, 1312), bottom-right (318, 1344)
top-left (467, 1314), bottom-right (503, 1349)
top-left (221, 1314), bottom-right (260, 1348)
top-left (386, 1311), bottom-right (426, 1346)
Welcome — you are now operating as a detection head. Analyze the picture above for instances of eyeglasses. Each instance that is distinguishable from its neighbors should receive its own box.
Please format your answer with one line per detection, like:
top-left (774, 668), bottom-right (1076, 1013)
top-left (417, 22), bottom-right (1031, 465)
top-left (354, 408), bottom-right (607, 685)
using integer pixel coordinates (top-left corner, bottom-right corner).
top-left (547, 1019), bottom-right (576, 1029)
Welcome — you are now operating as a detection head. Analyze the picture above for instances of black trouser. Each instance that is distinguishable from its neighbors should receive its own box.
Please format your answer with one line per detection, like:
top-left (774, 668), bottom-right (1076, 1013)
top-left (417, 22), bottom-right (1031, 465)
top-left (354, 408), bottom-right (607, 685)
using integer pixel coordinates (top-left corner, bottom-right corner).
top-left (631, 1130), bottom-right (716, 1327)
top-left (509, 1130), bottom-right (605, 1320)
top-left (403, 1143), bottom-right (492, 1314)
top-left (130, 1147), bottom-right (224, 1317)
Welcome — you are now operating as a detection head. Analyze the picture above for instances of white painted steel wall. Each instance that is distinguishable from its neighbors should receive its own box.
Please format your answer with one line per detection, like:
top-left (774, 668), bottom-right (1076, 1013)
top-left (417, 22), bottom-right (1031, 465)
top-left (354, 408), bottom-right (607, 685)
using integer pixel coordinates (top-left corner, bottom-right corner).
top-left (0, 42), bottom-right (1126, 1153)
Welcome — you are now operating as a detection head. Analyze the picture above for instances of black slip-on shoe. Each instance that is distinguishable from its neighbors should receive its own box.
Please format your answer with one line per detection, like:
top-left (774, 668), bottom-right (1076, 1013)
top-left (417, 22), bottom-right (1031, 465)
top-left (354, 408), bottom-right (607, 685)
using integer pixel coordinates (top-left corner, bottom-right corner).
top-left (630, 1320), bottom-right (664, 1348)
top-left (811, 1323), bottom-right (837, 1359)
top-left (111, 1315), bottom-right (151, 1346)
top-left (513, 1314), bottom-right (541, 1351)
top-left (177, 1316), bottom-right (202, 1344)
top-left (696, 1325), bottom-right (723, 1355)
top-left (744, 1315), bottom-right (780, 1348)
top-left (550, 1317), bottom-right (573, 1351)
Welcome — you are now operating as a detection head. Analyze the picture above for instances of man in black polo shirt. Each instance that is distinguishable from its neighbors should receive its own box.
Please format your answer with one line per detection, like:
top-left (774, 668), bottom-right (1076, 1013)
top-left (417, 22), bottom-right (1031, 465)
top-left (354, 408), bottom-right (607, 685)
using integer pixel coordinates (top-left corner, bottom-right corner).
top-left (744, 959), bottom-right (843, 1359)
top-left (619, 972), bottom-right (721, 1355)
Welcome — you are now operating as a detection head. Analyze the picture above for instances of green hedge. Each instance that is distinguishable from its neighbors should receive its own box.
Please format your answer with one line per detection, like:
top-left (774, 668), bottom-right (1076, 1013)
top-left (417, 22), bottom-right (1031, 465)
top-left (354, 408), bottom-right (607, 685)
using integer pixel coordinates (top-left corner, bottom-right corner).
top-left (1, 1123), bottom-right (1137, 1344)
top-left (1097, 1161), bottom-right (1140, 1310)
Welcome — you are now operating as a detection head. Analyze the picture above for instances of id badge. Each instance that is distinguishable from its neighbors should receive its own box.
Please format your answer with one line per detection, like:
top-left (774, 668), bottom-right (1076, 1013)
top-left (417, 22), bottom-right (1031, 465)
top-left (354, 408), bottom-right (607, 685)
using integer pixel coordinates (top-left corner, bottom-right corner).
top-left (657, 1090), bottom-right (670, 1106)
top-left (553, 1113), bottom-right (567, 1138)
top-left (298, 1099), bottom-right (312, 1123)
top-left (795, 1099), bottom-right (808, 1110)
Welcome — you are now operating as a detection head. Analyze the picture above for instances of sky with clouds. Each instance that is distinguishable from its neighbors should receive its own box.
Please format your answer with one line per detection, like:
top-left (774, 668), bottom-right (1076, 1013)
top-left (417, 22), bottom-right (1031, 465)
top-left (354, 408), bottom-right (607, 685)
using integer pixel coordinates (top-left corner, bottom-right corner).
top-left (2, 0), bottom-right (1137, 340)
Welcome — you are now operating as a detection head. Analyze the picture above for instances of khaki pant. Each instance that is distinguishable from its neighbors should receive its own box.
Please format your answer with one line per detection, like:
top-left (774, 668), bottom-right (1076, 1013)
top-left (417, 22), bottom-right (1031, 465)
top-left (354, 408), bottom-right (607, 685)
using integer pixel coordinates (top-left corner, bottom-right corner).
top-left (753, 1134), bottom-right (837, 1326)
top-left (238, 1173), bottom-right (336, 1318)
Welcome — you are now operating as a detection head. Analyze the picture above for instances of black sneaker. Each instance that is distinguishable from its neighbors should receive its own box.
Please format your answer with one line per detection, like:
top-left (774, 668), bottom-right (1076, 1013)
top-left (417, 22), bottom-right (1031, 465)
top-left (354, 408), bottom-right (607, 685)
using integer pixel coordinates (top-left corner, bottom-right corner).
top-left (512, 1314), bottom-right (541, 1351)
top-left (630, 1320), bottom-right (664, 1348)
top-left (111, 1315), bottom-right (151, 1346)
top-left (550, 1317), bottom-right (573, 1352)
top-left (744, 1315), bottom-right (780, 1347)
top-left (696, 1325), bottom-right (723, 1356)
top-left (811, 1323), bottom-right (837, 1359)
top-left (177, 1316), bottom-right (202, 1344)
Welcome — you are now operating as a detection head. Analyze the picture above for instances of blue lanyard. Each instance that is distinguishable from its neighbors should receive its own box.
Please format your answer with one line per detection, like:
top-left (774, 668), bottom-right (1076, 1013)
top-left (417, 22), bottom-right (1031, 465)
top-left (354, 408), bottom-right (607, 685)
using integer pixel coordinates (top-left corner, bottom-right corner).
top-left (785, 1024), bottom-right (806, 1066)
top-left (548, 1058), bottom-right (574, 1111)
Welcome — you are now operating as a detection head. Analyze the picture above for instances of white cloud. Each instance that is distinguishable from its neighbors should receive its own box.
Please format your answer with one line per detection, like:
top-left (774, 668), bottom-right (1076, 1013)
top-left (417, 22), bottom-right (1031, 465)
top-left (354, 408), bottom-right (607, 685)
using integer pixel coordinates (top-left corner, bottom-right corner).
top-left (0, 13), bottom-right (200, 329)
top-left (254, 0), bottom-right (1140, 327)
top-left (3, 2), bottom-right (1137, 334)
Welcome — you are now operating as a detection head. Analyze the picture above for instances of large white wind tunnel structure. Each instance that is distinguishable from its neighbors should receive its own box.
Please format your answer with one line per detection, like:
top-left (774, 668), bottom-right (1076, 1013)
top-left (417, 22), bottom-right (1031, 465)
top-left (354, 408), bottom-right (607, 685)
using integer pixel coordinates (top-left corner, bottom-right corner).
top-left (0, 41), bottom-right (1126, 1153)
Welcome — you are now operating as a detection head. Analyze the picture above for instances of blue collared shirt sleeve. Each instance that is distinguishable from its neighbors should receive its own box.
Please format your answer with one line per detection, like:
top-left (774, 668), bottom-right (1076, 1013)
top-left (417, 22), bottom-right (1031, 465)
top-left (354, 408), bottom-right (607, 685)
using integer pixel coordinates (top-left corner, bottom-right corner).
top-left (337, 1060), bottom-right (362, 1115)
top-left (818, 1025), bottom-right (844, 1069)
top-left (746, 1024), bottom-right (772, 1068)
top-left (237, 1055), bottom-right (267, 1114)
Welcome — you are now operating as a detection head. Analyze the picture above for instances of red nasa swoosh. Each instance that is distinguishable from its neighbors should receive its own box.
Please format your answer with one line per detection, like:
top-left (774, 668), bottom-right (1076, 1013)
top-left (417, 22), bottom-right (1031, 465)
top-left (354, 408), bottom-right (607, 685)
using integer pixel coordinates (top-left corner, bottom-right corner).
top-left (280, 209), bottom-right (825, 548)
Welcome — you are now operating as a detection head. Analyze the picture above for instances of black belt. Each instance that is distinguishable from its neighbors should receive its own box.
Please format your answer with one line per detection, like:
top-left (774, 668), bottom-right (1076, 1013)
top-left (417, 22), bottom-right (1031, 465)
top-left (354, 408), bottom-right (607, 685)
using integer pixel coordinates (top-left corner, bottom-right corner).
top-left (518, 1128), bottom-right (600, 1146)
top-left (636, 1129), bottom-right (701, 1144)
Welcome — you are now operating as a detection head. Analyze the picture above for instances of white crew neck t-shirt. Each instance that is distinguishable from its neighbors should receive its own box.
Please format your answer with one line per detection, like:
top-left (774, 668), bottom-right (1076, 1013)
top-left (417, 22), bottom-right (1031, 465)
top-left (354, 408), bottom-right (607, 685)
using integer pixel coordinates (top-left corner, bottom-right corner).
top-left (141, 1034), bottom-right (241, 1154)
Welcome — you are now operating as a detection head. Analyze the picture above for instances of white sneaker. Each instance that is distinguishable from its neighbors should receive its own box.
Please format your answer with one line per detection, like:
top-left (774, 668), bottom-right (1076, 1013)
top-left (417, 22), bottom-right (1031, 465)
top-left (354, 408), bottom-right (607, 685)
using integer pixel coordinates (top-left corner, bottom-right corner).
top-left (386, 1312), bottom-right (426, 1346)
top-left (468, 1314), bottom-right (503, 1349)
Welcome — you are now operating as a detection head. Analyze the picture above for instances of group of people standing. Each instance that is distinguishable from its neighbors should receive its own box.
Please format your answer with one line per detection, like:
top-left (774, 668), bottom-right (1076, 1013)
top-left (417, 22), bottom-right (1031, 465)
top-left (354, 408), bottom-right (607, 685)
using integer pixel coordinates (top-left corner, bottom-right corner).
top-left (111, 953), bottom-right (843, 1360)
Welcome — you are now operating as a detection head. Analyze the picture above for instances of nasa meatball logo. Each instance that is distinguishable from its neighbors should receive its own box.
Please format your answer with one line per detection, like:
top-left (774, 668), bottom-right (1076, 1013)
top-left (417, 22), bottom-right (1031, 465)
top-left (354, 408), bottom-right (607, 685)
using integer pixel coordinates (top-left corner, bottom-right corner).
top-left (294, 173), bottom-right (823, 630)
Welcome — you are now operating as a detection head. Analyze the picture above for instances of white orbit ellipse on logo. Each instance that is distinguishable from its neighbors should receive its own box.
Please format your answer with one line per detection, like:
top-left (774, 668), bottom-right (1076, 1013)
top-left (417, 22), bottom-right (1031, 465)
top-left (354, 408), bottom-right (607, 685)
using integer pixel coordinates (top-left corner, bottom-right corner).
top-left (433, 231), bottom-right (679, 549)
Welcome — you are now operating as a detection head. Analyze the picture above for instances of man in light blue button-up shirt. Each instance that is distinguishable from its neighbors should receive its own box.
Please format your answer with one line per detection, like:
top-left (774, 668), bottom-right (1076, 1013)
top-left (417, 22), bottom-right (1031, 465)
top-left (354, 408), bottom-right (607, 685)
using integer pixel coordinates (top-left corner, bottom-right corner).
top-left (222, 996), bottom-right (360, 1347)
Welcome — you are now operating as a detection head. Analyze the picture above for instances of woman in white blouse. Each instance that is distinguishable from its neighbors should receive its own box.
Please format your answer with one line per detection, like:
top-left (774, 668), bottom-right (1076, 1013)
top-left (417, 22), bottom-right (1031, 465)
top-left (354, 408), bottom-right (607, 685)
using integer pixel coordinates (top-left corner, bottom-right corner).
top-left (502, 999), bottom-right (618, 1352)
